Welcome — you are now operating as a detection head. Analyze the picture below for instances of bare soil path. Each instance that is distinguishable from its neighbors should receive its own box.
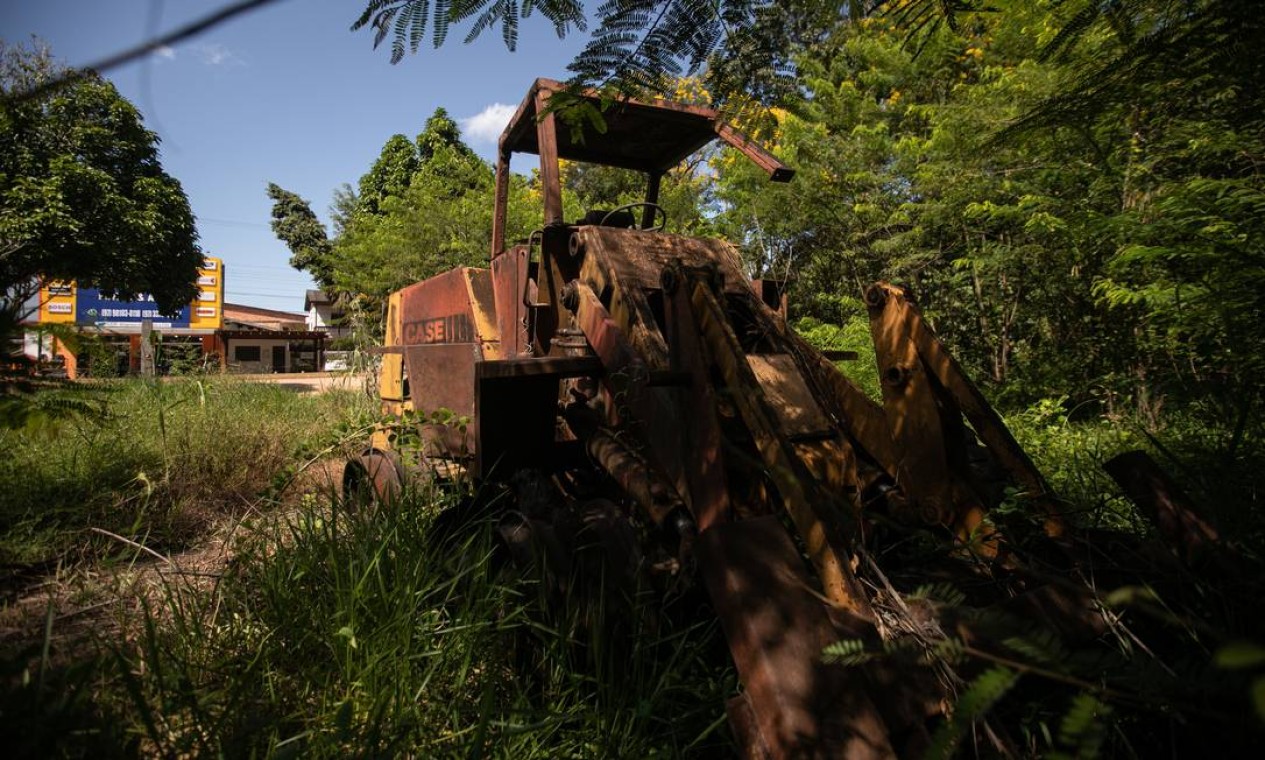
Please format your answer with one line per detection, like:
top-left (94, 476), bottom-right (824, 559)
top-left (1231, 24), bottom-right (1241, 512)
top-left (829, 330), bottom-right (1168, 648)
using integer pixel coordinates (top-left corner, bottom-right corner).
top-left (230, 371), bottom-right (370, 395)
top-left (0, 458), bottom-right (346, 671)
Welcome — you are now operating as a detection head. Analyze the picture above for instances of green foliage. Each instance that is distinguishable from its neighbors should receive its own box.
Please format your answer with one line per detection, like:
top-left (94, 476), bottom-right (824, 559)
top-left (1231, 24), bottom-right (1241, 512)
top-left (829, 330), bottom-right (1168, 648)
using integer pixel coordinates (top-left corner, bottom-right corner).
top-left (266, 182), bottom-right (335, 290)
top-left (711, 0), bottom-right (1265, 418)
top-left (416, 107), bottom-right (473, 163)
top-left (352, 0), bottom-right (587, 62)
top-left (821, 637), bottom-right (876, 667)
top-left (114, 489), bottom-right (734, 755)
top-left (1003, 398), bottom-right (1145, 530)
top-left (827, 565), bottom-right (1265, 757)
top-left (0, 378), bottom-right (373, 566)
top-left (793, 303), bottom-right (882, 402)
top-left (926, 666), bottom-right (1020, 759)
top-left (0, 376), bottom-right (110, 438)
top-left (357, 133), bottom-right (420, 215)
top-left (1057, 691), bottom-right (1111, 758)
top-left (0, 39), bottom-right (201, 314)
top-left (267, 107), bottom-right (538, 317)
top-left (332, 137), bottom-right (534, 298)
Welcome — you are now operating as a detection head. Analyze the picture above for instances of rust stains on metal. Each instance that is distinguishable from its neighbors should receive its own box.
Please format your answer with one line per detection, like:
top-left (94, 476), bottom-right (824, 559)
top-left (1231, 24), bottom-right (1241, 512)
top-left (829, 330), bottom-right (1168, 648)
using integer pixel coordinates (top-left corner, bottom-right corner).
top-left (698, 517), bottom-right (895, 759)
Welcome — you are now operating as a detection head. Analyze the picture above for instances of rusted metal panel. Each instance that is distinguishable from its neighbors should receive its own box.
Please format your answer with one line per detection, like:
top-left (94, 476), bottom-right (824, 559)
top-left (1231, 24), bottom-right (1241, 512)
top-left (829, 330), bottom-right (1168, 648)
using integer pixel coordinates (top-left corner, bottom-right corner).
top-left (643, 172), bottom-right (663, 229)
top-left (714, 122), bottom-right (795, 182)
top-left (498, 78), bottom-right (785, 177)
top-left (564, 405), bottom-right (686, 526)
top-left (698, 517), bottom-right (895, 759)
top-left (464, 267), bottom-right (503, 360)
top-left (866, 283), bottom-right (959, 528)
top-left (491, 147), bottom-right (512, 257)
top-left (404, 343), bottom-right (481, 458)
top-left (747, 353), bottom-right (834, 439)
top-left (751, 279), bottom-right (788, 318)
top-left (665, 275), bottom-right (731, 532)
top-left (404, 344), bottom-right (480, 417)
top-left (726, 694), bottom-right (772, 760)
top-left (578, 226), bottom-right (750, 295)
top-left (1105, 449), bottom-right (1230, 568)
top-left (491, 245), bottom-right (530, 358)
top-left (866, 282), bottom-right (1064, 538)
top-left (575, 229), bottom-right (672, 370)
top-left (380, 291), bottom-right (406, 402)
top-left (571, 283), bottom-right (693, 514)
top-left (397, 267), bottom-right (481, 345)
top-left (787, 330), bottom-right (898, 482)
top-left (534, 87), bottom-right (564, 226)
top-left (572, 283), bottom-right (644, 375)
top-left (793, 438), bottom-right (855, 505)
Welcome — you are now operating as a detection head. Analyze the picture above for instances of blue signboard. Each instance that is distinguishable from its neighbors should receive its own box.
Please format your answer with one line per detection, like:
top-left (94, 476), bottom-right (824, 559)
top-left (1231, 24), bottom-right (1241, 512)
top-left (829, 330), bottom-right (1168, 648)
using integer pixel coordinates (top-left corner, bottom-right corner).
top-left (76, 288), bottom-right (191, 328)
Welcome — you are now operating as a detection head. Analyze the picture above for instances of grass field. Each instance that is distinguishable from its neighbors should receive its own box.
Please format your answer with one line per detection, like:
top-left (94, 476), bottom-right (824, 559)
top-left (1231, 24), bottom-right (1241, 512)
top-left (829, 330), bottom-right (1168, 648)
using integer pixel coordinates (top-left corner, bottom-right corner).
top-left (1, 376), bottom-right (1261, 756)
top-left (0, 378), bottom-right (372, 568)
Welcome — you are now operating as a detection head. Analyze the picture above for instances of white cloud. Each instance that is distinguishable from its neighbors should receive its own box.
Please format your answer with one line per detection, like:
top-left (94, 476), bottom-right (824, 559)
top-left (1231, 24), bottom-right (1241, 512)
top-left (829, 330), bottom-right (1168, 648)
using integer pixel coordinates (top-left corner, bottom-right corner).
top-left (194, 43), bottom-right (242, 67)
top-left (460, 103), bottom-right (515, 144)
top-left (154, 45), bottom-right (176, 60)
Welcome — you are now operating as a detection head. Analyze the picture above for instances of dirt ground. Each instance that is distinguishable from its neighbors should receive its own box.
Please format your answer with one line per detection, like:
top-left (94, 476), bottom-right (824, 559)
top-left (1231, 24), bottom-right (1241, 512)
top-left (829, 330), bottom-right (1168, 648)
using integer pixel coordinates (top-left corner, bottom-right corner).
top-left (0, 458), bottom-right (346, 672)
top-left (230, 370), bottom-right (371, 395)
top-left (1, 371), bottom-right (368, 664)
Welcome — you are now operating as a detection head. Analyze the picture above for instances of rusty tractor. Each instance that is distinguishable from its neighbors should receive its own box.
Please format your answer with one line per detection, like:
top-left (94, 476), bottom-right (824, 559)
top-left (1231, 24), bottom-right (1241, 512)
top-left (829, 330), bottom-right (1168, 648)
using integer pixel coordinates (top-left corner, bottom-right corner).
top-left (342, 79), bottom-right (1227, 758)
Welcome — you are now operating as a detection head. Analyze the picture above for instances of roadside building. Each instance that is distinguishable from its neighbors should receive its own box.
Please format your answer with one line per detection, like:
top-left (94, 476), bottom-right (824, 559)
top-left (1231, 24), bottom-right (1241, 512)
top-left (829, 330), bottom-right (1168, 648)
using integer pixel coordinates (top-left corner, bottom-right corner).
top-left (220, 303), bottom-right (325, 373)
top-left (26, 257), bottom-right (325, 376)
top-left (304, 289), bottom-right (350, 341)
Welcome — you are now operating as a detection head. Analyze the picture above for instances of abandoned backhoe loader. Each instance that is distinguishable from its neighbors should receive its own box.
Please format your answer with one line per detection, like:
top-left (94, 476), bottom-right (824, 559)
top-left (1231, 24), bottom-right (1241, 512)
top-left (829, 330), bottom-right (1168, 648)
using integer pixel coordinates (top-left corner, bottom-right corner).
top-left (342, 80), bottom-right (1212, 758)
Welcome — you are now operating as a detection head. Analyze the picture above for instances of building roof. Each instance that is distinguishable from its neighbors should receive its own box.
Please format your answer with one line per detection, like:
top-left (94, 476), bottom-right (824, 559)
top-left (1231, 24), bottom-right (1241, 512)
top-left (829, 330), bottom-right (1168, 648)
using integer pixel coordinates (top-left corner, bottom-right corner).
top-left (304, 289), bottom-right (331, 310)
top-left (222, 302), bottom-right (307, 331)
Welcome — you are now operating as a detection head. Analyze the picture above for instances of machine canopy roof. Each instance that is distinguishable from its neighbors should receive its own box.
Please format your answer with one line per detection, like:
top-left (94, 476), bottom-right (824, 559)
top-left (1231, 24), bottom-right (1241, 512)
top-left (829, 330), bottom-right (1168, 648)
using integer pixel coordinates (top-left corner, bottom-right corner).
top-left (499, 79), bottom-right (792, 181)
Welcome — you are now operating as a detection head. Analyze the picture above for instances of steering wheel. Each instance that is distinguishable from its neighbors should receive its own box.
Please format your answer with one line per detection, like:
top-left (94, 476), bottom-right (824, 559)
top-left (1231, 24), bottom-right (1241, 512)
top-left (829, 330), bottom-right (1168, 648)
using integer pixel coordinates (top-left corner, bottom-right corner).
top-left (602, 202), bottom-right (668, 232)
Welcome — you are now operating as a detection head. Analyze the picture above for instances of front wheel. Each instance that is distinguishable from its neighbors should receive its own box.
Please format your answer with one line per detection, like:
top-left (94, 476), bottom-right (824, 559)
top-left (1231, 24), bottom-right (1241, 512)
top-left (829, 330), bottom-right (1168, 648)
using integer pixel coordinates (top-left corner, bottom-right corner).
top-left (342, 450), bottom-right (403, 507)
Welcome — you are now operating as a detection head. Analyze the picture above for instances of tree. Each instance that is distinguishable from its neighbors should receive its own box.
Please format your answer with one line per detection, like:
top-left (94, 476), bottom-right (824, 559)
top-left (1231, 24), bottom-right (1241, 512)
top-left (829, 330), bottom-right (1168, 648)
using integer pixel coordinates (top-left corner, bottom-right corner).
top-left (0, 39), bottom-right (201, 315)
top-left (265, 183), bottom-right (335, 291)
top-left (356, 134), bottom-right (419, 216)
top-left (416, 107), bottom-right (473, 164)
top-left (711, 0), bottom-right (1265, 418)
top-left (332, 118), bottom-right (536, 298)
top-left (268, 107), bottom-right (539, 313)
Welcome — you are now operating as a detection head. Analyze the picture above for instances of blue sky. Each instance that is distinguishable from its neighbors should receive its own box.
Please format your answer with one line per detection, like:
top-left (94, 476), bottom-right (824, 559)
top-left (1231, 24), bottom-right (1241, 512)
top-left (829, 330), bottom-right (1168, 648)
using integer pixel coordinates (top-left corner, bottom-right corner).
top-left (1, 0), bottom-right (589, 312)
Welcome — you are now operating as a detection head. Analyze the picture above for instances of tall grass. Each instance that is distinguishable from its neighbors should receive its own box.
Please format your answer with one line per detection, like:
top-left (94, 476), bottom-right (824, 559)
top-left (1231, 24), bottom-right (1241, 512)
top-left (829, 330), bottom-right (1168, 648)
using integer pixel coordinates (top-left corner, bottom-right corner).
top-left (7, 370), bottom-right (1260, 756)
top-left (117, 486), bottom-right (736, 757)
top-left (0, 378), bottom-right (373, 567)
top-left (1006, 395), bottom-right (1265, 554)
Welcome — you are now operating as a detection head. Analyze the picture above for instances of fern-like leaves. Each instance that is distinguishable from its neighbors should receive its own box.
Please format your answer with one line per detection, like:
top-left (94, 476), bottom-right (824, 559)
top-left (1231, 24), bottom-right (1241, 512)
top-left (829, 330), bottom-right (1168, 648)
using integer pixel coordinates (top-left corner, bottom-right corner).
top-left (352, 1), bottom-right (585, 61)
top-left (926, 666), bottom-right (1021, 760)
top-left (1000, 0), bottom-right (1263, 139)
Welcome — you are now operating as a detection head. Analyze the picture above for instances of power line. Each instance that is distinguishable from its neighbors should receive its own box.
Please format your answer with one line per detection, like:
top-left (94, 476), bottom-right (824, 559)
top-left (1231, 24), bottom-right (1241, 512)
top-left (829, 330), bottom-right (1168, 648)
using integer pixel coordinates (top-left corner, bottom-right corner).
top-left (227, 289), bottom-right (303, 298)
top-left (5, 0), bottom-right (294, 104)
top-left (226, 263), bottom-right (302, 271)
top-left (199, 217), bottom-right (272, 229)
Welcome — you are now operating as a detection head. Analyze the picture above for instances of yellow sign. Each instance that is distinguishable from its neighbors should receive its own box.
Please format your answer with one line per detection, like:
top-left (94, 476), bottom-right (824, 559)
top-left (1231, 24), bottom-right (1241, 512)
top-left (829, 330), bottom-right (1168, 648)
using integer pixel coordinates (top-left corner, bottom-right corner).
top-left (38, 281), bottom-right (76, 324)
top-left (189, 257), bottom-right (224, 330)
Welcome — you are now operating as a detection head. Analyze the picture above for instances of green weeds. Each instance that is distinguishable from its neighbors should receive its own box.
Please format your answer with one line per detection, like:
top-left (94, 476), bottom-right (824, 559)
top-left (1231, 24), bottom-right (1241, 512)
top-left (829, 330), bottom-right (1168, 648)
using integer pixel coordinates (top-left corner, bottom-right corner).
top-left (117, 486), bottom-right (734, 757)
top-left (0, 378), bottom-right (373, 567)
